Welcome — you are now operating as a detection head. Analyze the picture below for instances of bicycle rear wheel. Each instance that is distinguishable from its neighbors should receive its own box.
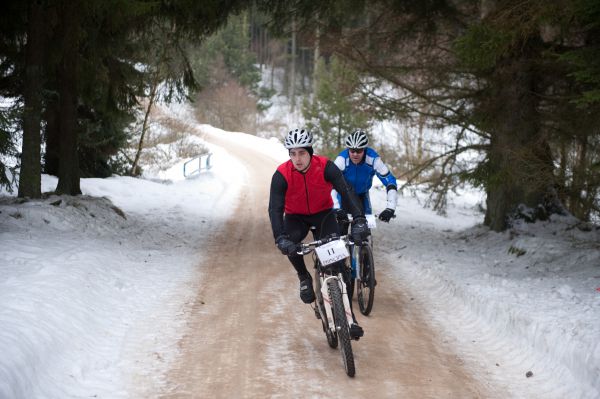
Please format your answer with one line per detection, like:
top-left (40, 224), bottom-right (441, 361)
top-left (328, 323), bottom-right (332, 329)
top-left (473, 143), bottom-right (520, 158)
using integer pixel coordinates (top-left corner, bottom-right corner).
top-left (328, 278), bottom-right (355, 377)
top-left (357, 245), bottom-right (375, 316)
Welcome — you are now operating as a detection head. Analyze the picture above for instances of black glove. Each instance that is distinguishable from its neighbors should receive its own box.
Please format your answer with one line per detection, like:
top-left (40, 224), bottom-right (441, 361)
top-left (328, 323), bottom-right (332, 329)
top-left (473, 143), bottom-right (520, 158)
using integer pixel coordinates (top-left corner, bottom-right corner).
top-left (378, 208), bottom-right (395, 222)
top-left (276, 234), bottom-right (299, 256)
top-left (350, 216), bottom-right (370, 243)
top-left (334, 208), bottom-right (349, 223)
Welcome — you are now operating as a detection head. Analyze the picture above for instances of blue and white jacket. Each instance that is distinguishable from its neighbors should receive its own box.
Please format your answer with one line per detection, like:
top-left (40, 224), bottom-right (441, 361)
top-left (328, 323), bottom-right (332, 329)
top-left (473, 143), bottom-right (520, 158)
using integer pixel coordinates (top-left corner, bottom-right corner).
top-left (332, 147), bottom-right (398, 214)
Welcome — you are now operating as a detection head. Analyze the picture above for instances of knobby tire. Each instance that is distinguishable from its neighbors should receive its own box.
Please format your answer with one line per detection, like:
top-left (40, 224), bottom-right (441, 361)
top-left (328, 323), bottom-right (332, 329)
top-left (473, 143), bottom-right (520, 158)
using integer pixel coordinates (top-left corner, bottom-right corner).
top-left (357, 245), bottom-right (375, 316)
top-left (320, 294), bottom-right (338, 349)
top-left (328, 279), bottom-right (355, 377)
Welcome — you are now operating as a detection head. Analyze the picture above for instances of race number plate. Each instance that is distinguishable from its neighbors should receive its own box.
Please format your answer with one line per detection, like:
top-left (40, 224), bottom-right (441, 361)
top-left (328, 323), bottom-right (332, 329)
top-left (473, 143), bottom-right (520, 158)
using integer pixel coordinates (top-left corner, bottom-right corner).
top-left (366, 214), bottom-right (377, 229)
top-left (315, 239), bottom-right (349, 266)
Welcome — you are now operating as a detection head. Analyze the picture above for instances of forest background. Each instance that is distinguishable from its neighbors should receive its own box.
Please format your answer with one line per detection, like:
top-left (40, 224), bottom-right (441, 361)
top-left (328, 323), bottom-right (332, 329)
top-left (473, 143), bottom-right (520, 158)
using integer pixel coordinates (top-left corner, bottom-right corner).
top-left (1, 0), bottom-right (599, 231)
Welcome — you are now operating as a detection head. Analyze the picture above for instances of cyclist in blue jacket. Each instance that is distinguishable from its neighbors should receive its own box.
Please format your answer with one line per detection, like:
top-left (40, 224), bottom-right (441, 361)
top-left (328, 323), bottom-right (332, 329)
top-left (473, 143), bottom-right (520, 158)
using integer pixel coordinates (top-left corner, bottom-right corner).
top-left (333, 130), bottom-right (398, 226)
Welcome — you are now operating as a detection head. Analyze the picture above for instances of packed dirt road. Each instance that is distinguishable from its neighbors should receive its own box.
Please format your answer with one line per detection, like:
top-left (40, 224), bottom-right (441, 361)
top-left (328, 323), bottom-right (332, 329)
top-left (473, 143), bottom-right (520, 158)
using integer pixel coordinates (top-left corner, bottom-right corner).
top-left (159, 128), bottom-right (498, 398)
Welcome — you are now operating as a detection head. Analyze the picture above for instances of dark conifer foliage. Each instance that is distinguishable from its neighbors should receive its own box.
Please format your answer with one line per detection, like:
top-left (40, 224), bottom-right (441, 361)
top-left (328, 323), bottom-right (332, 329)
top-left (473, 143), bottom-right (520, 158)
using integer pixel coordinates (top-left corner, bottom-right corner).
top-left (255, 0), bottom-right (600, 229)
top-left (1, 0), bottom-right (598, 228)
top-left (0, 0), bottom-right (251, 195)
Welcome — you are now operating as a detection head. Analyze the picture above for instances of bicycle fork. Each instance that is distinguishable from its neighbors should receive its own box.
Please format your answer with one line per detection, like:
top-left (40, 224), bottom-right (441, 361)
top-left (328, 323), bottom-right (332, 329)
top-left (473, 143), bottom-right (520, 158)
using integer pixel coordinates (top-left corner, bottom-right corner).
top-left (321, 275), bottom-right (355, 331)
top-left (352, 245), bottom-right (361, 282)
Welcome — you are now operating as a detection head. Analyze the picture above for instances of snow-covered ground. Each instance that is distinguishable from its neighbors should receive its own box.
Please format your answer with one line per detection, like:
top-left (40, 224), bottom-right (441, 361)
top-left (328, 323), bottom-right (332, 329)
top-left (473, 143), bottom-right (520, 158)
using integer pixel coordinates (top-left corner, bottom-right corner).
top-left (0, 138), bottom-right (246, 398)
top-left (1, 124), bottom-right (599, 398)
top-left (373, 183), bottom-right (600, 398)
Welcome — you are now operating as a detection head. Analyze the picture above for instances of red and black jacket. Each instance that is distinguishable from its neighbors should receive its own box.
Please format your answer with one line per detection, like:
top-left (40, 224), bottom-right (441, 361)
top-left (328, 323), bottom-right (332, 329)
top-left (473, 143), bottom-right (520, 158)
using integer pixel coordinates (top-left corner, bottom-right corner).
top-left (277, 155), bottom-right (333, 214)
top-left (268, 155), bottom-right (362, 240)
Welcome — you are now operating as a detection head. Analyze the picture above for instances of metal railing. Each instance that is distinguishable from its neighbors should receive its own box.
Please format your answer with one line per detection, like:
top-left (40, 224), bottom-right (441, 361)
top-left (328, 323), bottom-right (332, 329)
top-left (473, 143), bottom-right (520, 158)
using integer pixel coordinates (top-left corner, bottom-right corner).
top-left (183, 153), bottom-right (213, 178)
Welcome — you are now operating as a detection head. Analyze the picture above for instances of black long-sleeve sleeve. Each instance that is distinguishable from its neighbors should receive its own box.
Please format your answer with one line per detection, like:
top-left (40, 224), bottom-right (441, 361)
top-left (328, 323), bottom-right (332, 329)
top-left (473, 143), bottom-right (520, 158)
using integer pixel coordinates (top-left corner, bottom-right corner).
top-left (268, 170), bottom-right (287, 241)
top-left (324, 160), bottom-right (363, 218)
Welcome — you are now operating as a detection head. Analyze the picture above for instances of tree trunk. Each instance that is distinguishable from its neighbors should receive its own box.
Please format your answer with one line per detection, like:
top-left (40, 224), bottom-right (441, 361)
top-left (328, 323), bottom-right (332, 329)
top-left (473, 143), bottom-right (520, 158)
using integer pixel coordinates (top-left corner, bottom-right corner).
top-left (55, 0), bottom-right (81, 195)
top-left (43, 98), bottom-right (60, 176)
top-left (289, 18), bottom-right (296, 112)
top-left (18, 1), bottom-right (45, 198)
top-left (572, 135), bottom-right (588, 219)
top-left (417, 112), bottom-right (425, 164)
top-left (270, 60), bottom-right (275, 89)
top-left (484, 55), bottom-right (554, 231)
top-left (131, 80), bottom-right (158, 176)
top-left (263, 25), bottom-right (270, 67)
top-left (313, 22), bottom-right (320, 98)
top-left (557, 139), bottom-right (567, 208)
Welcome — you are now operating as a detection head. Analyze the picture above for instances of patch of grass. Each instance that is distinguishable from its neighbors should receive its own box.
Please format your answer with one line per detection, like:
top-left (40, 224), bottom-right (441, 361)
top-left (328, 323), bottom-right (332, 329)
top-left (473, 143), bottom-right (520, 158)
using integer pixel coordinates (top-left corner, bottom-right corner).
top-left (508, 245), bottom-right (526, 257)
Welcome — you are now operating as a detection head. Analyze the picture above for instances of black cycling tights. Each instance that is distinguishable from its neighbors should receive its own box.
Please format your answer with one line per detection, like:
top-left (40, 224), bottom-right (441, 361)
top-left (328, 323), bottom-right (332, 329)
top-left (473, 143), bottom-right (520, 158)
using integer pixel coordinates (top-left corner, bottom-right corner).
top-left (284, 209), bottom-right (353, 302)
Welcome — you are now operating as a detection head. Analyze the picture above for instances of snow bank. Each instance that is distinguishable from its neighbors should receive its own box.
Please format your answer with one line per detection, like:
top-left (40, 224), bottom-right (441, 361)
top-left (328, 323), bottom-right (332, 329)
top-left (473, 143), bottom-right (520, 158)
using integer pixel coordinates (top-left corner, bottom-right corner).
top-left (0, 138), bottom-right (245, 398)
top-left (374, 187), bottom-right (600, 399)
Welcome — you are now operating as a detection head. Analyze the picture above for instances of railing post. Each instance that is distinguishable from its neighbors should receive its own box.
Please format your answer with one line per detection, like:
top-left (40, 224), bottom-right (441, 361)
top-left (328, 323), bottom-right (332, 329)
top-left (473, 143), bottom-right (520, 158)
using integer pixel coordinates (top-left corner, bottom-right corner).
top-left (183, 152), bottom-right (213, 178)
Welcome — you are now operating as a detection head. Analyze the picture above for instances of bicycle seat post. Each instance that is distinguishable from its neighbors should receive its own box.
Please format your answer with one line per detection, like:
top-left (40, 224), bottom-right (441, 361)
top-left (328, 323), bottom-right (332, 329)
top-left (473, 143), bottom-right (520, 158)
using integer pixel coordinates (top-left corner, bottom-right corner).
top-left (309, 225), bottom-right (318, 240)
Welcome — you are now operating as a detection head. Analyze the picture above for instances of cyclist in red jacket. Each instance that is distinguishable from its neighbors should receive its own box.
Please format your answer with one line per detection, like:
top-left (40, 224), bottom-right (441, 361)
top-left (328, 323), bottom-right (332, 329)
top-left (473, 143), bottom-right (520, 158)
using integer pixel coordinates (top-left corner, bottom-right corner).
top-left (268, 128), bottom-right (369, 339)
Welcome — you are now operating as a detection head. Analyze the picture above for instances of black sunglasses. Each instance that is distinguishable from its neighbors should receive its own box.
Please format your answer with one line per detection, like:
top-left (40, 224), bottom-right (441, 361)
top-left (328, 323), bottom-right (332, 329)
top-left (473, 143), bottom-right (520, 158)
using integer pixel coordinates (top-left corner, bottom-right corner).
top-left (349, 148), bottom-right (364, 154)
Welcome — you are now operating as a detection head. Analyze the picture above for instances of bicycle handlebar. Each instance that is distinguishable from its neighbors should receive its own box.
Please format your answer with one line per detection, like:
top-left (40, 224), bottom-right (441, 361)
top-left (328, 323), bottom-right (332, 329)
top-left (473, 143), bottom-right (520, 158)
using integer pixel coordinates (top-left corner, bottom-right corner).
top-left (297, 234), bottom-right (350, 255)
top-left (336, 212), bottom-right (396, 223)
top-left (296, 233), bottom-right (372, 255)
top-left (301, 234), bottom-right (349, 248)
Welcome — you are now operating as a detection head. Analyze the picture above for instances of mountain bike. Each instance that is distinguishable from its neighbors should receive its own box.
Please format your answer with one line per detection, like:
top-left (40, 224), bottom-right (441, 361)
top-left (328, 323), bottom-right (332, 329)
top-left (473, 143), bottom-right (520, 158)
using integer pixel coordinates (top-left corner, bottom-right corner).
top-left (337, 214), bottom-right (377, 316)
top-left (299, 234), bottom-right (357, 377)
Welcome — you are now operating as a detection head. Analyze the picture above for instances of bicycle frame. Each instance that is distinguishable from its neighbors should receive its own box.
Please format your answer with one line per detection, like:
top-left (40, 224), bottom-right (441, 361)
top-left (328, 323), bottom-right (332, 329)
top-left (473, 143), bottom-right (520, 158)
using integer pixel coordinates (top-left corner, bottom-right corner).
top-left (336, 213), bottom-right (374, 278)
top-left (315, 261), bottom-right (354, 333)
top-left (299, 236), bottom-right (354, 337)
top-left (299, 234), bottom-right (357, 377)
top-left (335, 211), bottom-right (382, 316)
top-left (349, 235), bottom-right (370, 280)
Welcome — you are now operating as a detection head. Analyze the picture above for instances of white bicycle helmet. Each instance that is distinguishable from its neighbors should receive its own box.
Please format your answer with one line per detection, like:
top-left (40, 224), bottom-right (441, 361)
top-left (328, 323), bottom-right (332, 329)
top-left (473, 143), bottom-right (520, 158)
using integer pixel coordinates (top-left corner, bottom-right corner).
top-left (284, 128), bottom-right (313, 149)
top-left (345, 130), bottom-right (369, 149)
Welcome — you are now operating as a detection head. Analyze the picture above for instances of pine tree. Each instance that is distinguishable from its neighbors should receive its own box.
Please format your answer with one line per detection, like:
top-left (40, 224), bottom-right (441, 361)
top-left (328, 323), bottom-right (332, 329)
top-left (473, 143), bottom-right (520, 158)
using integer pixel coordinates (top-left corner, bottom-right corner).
top-left (17, 1), bottom-right (45, 198)
top-left (1, 0), bottom-right (251, 196)
top-left (302, 56), bottom-right (370, 158)
top-left (268, 0), bottom-right (600, 229)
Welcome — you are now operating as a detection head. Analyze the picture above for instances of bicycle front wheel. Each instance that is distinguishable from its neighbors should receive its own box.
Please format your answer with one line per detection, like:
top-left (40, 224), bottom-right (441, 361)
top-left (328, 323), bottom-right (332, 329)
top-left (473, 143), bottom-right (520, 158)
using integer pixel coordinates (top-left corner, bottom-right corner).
top-left (357, 245), bottom-right (375, 316)
top-left (328, 278), bottom-right (355, 377)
